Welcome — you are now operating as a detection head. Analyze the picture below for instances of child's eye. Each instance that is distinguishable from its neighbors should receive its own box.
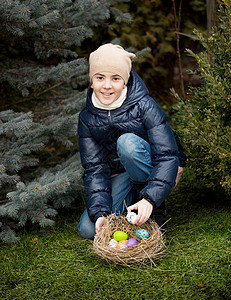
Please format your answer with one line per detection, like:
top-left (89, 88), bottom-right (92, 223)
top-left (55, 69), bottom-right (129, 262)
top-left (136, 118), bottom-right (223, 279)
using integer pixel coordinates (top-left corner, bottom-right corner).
top-left (97, 76), bottom-right (103, 80)
top-left (113, 77), bottom-right (120, 81)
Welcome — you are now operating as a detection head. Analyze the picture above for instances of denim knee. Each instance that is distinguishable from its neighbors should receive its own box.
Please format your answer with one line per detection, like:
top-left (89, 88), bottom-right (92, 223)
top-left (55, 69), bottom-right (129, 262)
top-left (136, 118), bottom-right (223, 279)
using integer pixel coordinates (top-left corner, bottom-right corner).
top-left (117, 133), bottom-right (137, 158)
top-left (77, 221), bottom-right (95, 240)
top-left (77, 209), bottom-right (95, 240)
top-left (117, 133), bottom-right (152, 182)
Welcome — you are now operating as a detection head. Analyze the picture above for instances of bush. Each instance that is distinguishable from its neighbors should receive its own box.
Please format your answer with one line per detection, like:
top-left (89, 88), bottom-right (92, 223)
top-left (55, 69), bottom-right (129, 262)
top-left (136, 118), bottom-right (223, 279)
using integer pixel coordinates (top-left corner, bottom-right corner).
top-left (109, 0), bottom-right (207, 101)
top-left (172, 0), bottom-right (231, 195)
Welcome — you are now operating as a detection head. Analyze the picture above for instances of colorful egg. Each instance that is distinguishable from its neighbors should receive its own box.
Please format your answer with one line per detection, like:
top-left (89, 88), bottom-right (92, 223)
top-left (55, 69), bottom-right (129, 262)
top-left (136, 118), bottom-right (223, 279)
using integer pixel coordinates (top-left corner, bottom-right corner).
top-left (108, 239), bottom-right (118, 248)
top-left (116, 240), bottom-right (128, 249)
top-left (136, 229), bottom-right (149, 239)
top-left (126, 212), bottom-right (137, 224)
top-left (113, 231), bottom-right (128, 242)
top-left (126, 238), bottom-right (138, 248)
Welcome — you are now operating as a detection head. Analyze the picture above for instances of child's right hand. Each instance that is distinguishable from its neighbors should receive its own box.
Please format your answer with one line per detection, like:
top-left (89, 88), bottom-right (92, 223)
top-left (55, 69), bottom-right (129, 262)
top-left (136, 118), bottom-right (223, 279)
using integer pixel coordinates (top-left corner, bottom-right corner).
top-left (95, 216), bottom-right (107, 234)
top-left (127, 199), bottom-right (153, 225)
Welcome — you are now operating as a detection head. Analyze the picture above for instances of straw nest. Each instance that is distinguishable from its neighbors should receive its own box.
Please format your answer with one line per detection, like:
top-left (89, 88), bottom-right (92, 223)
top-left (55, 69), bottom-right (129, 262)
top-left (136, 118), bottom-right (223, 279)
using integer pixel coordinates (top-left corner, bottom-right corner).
top-left (93, 214), bottom-right (166, 265)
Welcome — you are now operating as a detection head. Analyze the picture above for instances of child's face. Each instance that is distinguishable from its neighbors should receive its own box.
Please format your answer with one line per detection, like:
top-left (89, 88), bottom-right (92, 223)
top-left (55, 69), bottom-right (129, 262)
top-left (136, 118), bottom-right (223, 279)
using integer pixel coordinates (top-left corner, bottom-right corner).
top-left (91, 72), bottom-right (126, 105)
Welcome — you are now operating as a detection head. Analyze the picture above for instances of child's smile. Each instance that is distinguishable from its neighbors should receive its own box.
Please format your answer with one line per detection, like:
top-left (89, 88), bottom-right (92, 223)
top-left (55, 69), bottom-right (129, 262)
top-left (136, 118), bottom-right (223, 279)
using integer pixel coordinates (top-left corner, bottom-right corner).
top-left (91, 71), bottom-right (126, 105)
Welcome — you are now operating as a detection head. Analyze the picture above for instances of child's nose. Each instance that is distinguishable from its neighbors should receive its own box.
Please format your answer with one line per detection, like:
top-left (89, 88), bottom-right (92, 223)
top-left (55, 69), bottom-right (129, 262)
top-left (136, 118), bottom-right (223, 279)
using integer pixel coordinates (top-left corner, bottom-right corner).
top-left (103, 79), bottom-right (112, 88)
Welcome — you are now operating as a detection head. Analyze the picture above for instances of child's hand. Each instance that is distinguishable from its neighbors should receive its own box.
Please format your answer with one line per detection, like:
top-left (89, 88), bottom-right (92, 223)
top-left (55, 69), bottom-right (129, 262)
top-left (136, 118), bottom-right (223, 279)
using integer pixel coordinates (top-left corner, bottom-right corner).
top-left (95, 216), bottom-right (107, 234)
top-left (174, 166), bottom-right (183, 187)
top-left (127, 199), bottom-right (153, 225)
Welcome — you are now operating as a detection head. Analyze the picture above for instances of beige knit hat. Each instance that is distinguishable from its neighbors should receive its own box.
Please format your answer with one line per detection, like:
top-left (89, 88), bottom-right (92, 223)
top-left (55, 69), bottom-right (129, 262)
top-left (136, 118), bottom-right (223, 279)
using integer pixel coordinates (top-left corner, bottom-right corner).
top-left (89, 44), bottom-right (136, 84)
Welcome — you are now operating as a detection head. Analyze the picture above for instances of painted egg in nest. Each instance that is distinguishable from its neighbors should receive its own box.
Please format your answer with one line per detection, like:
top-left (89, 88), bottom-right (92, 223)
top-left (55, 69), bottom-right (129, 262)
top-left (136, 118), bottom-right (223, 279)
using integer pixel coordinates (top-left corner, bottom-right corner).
top-left (113, 231), bottom-right (128, 242)
top-left (136, 229), bottom-right (149, 239)
top-left (116, 240), bottom-right (128, 249)
top-left (126, 212), bottom-right (137, 224)
top-left (126, 238), bottom-right (138, 248)
top-left (108, 239), bottom-right (118, 248)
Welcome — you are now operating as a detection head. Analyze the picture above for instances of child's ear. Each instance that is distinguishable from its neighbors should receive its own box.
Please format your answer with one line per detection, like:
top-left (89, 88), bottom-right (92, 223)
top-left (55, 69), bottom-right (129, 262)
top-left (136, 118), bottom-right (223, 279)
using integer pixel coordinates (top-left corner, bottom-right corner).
top-left (123, 83), bottom-right (126, 89)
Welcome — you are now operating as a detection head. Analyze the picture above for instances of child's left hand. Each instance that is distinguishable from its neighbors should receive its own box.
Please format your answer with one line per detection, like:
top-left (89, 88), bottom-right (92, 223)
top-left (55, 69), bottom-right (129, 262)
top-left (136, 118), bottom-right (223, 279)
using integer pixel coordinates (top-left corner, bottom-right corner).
top-left (95, 216), bottom-right (107, 234)
top-left (127, 199), bottom-right (153, 225)
top-left (174, 166), bottom-right (183, 187)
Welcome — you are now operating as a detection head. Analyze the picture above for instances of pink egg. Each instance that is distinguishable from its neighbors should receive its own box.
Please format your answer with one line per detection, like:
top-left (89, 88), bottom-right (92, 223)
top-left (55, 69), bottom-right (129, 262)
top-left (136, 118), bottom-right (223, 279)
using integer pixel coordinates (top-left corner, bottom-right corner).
top-left (126, 238), bottom-right (138, 248)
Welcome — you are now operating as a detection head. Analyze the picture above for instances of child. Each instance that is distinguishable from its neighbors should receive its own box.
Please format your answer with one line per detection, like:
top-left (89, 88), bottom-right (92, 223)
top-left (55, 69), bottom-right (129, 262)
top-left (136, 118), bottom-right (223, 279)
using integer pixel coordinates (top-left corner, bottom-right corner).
top-left (77, 44), bottom-right (186, 239)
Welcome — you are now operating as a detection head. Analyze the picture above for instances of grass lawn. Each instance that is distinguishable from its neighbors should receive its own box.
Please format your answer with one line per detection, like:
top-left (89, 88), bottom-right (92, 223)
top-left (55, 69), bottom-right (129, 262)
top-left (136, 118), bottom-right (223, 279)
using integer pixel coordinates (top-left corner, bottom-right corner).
top-left (1, 172), bottom-right (231, 300)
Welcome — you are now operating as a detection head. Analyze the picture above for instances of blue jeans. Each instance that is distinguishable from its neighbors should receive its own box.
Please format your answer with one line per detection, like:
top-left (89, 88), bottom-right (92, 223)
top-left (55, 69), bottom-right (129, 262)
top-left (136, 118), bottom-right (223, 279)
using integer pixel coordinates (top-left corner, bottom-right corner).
top-left (77, 133), bottom-right (153, 239)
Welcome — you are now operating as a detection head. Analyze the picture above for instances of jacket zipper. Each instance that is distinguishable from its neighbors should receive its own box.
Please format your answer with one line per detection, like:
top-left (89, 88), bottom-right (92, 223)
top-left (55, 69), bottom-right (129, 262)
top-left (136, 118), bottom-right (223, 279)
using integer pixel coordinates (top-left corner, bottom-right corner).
top-left (108, 110), bottom-right (112, 126)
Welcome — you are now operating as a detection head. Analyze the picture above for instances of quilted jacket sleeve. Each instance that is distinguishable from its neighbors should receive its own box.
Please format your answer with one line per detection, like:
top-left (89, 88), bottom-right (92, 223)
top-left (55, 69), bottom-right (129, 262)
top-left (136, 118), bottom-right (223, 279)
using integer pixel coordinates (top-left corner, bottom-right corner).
top-left (78, 113), bottom-right (112, 222)
top-left (172, 130), bottom-right (187, 167)
top-left (140, 96), bottom-right (179, 208)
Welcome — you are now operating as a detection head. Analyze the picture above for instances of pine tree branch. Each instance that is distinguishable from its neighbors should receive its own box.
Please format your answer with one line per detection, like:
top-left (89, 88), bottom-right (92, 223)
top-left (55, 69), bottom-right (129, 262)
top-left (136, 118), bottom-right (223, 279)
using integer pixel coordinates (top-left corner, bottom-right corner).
top-left (36, 80), bottom-right (70, 97)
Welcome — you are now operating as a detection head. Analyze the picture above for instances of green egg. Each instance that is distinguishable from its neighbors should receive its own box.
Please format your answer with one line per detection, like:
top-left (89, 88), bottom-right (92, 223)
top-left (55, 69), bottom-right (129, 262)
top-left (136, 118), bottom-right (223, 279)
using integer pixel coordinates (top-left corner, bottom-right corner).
top-left (113, 231), bottom-right (128, 242)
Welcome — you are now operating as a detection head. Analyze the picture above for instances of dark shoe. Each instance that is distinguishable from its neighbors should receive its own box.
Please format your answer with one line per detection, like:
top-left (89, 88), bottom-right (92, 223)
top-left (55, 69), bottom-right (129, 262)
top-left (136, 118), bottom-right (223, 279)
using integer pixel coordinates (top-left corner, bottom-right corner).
top-left (151, 201), bottom-right (167, 233)
top-left (131, 180), bottom-right (167, 233)
top-left (130, 180), bottom-right (148, 205)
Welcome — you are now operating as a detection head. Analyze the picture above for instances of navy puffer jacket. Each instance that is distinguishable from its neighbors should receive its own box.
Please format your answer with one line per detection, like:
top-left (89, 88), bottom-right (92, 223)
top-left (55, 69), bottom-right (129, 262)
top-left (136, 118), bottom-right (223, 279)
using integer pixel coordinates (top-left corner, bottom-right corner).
top-left (78, 71), bottom-right (186, 222)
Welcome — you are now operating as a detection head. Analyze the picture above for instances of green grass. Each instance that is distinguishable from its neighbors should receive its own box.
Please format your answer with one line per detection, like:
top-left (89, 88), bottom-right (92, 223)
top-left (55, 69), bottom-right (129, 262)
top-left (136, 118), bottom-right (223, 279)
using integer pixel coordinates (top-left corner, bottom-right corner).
top-left (1, 172), bottom-right (231, 300)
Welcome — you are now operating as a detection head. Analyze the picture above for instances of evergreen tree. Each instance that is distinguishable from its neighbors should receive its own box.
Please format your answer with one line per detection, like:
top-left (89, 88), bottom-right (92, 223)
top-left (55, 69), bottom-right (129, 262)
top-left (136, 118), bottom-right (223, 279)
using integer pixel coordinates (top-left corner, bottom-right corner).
top-left (0, 0), bottom-right (131, 243)
top-left (172, 0), bottom-right (231, 195)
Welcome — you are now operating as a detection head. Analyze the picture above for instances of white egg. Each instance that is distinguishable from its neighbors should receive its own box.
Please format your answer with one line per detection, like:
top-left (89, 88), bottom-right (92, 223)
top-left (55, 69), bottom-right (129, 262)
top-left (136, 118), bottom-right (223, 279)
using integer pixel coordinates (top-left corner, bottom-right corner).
top-left (126, 212), bottom-right (137, 224)
top-left (108, 239), bottom-right (118, 248)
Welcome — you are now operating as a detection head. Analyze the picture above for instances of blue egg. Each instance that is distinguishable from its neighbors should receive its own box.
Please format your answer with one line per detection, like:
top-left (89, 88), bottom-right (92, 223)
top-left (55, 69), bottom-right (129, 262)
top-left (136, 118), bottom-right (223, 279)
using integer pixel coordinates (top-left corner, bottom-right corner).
top-left (136, 229), bottom-right (149, 239)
